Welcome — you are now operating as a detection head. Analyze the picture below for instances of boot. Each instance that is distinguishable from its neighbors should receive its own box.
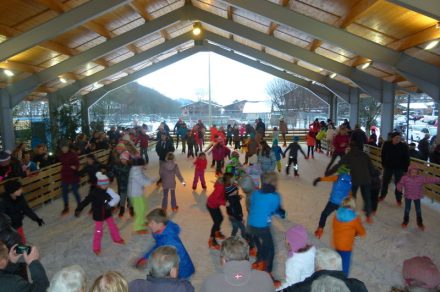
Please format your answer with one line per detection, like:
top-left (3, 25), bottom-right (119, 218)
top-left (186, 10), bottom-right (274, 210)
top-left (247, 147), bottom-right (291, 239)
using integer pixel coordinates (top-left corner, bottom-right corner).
top-left (129, 207), bottom-right (135, 217)
top-left (417, 217), bottom-right (425, 231)
top-left (314, 227), bottom-right (324, 239)
top-left (118, 207), bottom-right (125, 218)
top-left (270, 273), bottom-right (281, 289)
top-left (114, 239), bottom-right (125, 245)
top-left (61, 206), bottom-right (70, 216)
top-left (249, 247), bottom-right (257, 257)
top-left (172, 206), bottom-right (179, 213)
top-left (366, 216), bottom-right (373, 224)
top-left (251, 260), bottom-right (267, 271)
top-left (215, 231), bottom-right (226, 239)
top-left (208, 238), bottom-right (220, 250)
top-left (93, 249), bottom-right (101, 256)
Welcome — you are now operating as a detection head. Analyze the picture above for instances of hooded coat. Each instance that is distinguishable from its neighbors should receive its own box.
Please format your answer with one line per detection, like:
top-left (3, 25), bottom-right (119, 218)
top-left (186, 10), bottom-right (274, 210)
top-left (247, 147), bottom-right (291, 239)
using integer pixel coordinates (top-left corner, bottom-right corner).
top-left (0, 193), bottom-right (40, 229)
top-left (201, 260), bottom-right (274, 292)
top-left (76, 187), bottom-right (112, 221)
top-left (142, 221), bottom-right (195, 279)
top-left (332, 207), bottom-right (366, 252)
top-left (396, 164), bottom-right (440, 200)
top-left (128, 166), bottom-right (154, 197)
top-left (277, 246), bottom-right (316, 290)
top-left (159, 161), bottom-right (184, 190)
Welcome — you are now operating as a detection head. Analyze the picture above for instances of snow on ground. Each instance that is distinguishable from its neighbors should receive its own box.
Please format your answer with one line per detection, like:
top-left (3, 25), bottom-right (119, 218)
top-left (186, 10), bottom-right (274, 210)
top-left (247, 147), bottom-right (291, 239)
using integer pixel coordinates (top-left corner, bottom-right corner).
top-left (22, 144), bottom-right (440, 291)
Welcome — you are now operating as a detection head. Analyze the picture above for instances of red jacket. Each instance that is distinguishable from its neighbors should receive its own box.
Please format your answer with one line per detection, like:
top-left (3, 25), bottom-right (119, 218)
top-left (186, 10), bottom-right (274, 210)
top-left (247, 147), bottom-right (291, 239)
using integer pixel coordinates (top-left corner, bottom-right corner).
top-left (194, 158), bottom-right (207, 171)
top-left (207, 182), bottom-right (225, 209)
top-left (59, 151), bottom-right (80, 184)
top-left (135, 133), bottom-right (149, 148)
top-left (333, 134), bottom-right (349, 154)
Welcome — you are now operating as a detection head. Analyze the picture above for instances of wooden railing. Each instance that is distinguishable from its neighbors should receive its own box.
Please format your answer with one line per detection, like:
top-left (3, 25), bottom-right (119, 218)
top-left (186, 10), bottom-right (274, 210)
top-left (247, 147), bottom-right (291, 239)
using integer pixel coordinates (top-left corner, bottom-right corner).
top-left (364, 144), bottom-right (440, 203)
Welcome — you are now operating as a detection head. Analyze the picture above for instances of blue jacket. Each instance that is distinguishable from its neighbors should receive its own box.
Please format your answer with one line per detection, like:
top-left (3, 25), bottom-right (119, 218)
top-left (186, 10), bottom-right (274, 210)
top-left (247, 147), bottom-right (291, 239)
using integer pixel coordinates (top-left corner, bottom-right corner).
top-left (248, 189), bottom-right (282, 228)
top-left (143, 221), bottom-right (195, 279)
top-left (272, 145), bottom-right (283, 161)
top-left (329, 173), bottom-right (352, 205)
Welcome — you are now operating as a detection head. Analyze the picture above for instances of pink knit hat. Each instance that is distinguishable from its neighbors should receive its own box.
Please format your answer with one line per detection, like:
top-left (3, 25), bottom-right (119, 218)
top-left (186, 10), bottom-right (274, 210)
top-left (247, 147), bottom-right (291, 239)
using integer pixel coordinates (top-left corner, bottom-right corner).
top-left (286, 225), bottom-right (308, 257)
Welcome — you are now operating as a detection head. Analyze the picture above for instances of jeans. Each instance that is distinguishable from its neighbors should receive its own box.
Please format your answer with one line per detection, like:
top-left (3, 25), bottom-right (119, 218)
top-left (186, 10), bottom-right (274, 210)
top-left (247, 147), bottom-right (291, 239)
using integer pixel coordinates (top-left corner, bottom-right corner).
top-left (176, 134), bottom-right (180, 148)
top-left (162, 189), bottom-right (176, 209)
top-left (187, 144), bottom-right (194, 158)
top-left (352, 184), bottom-right (372, 216)
top-left (371, 188), bottom-right (380, 212)
top-left (230, 217), bottom-right (246, 237)
top-left (181, 139), bottom-right (187, 153)
top-left (404, 198), bottom-right (422, 224)
top-left (326, 152), bottom-right (345, 172)
top-left (192, 169), bottom-right (206, 189)
top-left (248, 226), bottom-right (274, 272)
top-left (286, 157), bottom-right (298, 175)
top-left (337, 250), bottom-right (352, 277)
top-left (207, 206), bottom-right (223, 238)
top-left (234, 140), bottom-right (241, 150)
top-left (307, 146), bottom-right (314, 157)
top-left (93, 217), bottom-right (122, 252)
top-left (380, 168), bottom-right (404, 202)
top-left (62, 182), bottom-right (81, 207)
top-left (140, 147), bottom-right (149, 164)
top-left (319, 201), bottom-right (339, 228)
top-left (215, 159), bottom-right (224, 174)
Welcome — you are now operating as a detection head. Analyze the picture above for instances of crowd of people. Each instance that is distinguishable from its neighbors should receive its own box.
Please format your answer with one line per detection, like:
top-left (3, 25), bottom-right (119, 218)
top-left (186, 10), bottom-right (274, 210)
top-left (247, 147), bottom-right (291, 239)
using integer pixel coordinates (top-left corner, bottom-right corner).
top-left (0, 117), bottom-right (440, 291)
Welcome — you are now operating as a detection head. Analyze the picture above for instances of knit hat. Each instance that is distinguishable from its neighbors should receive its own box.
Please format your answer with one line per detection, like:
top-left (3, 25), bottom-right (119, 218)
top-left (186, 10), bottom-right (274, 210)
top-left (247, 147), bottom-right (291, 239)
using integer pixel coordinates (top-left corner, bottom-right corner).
top-left (120, 151), bottom-right (130, 161)
top-left (248, 154), bottom-right (258, 165)
top-left (391, 131), bottom-right (401, 138)
top-left (115, 143), bottom-right (126, 152)
top-left (4, 180), bottom-right (22, 194)
top-left (286, 225), bottom-right (308, 257)
top-left (337, 164), bottom-right (350, 174)
top-left (0, 151), bottom-right (11, 166)
top-left (293, 136), bottom-right (299, 142)
top-left (96, 172), bottom-right (109, 186)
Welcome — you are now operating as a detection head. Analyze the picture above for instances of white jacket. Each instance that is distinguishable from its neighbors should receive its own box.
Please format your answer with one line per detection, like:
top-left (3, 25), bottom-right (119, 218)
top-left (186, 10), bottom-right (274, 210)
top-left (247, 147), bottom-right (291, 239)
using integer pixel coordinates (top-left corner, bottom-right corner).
top-left (127, 166), bottom-right (154, 198)
top-left (106, 187), bottom-right (120, 207)
top-left (277, 246), bottom-right (316, 291)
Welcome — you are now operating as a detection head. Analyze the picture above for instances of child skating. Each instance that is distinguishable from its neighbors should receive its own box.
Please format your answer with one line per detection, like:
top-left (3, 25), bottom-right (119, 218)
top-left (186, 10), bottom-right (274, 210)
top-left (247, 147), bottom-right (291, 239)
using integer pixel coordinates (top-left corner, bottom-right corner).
top-left (306, 130), bottom-right (316, 159)
top-left (283, 136), bottom-right (307, 176)
top-left (332, 197), bottom-right (366, 276)
top-left (396, 163), bottom-right (440, 230)
top-left (75, 172), bottom-right (124, 255)
top-left (272, 140), bottom-right (283, 173)
top-left (192, 152), bottom-right (207, 190)
top-left (313, 165), bottom-right (352, 239)
top-left (112, 151), bottom-right (132, 217)
top-left (159, 152), bottom-right (186, 212)
top-left (206, 176), bottom-right (226, 250)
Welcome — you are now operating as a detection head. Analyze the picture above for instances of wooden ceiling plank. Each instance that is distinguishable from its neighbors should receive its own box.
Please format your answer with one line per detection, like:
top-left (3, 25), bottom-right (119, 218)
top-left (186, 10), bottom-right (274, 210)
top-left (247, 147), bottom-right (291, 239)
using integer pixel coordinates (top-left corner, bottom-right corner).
top-left (388, 25), bottom-right (440, 51)
top-left (0, 61), bottom-right (42, 73)
top-left (268, 22), bottom-right (278, 36)
top-left (82, 21), bottom-right (114, 39)
top-left (281, 0), bottom-right (290, 7)
top-left (35, 0), bottom-right (65, 13)
top-left (160, 30), bottom-right (171, 40)
top-left (227, 6), bottom-right (234, 20)
top-left (336, 0), bottom-right (382, 29)
top-left (130, 1), bottom-right (153, 21)
top-left (127, 43), bottom-right (141, 54)
top-left (345, 56), bottom-right (371, 67)
top-left (61, 72), bottom-right (79, 81)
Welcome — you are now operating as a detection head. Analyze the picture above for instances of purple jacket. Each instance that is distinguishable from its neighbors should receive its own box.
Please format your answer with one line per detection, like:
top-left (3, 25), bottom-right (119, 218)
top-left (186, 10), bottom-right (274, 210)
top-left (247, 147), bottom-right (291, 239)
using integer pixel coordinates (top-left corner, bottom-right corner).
top-left (397, 165), bottom-right (440, 200)
top-left (211, 144), bottom-right (226, 161)
top-left (159, 161), bottom-right (184, 189)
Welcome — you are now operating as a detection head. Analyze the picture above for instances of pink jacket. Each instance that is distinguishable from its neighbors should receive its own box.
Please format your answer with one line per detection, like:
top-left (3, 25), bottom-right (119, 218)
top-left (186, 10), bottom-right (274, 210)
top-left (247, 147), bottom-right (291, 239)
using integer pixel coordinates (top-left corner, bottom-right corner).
top-left (397, 166), bottom-right (440, 200)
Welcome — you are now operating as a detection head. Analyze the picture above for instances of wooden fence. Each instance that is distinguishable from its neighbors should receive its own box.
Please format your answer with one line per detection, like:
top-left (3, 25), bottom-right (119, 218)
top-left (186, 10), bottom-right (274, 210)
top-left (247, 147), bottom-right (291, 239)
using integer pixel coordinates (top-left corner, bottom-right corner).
top-left (364, 144), bottom-right (440, 203)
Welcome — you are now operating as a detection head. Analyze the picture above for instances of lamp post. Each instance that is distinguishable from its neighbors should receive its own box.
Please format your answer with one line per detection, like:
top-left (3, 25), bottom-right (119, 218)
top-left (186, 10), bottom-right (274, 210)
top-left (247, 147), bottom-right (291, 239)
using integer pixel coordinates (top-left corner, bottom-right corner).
top-left (208, 52), bottom-right (212, 127)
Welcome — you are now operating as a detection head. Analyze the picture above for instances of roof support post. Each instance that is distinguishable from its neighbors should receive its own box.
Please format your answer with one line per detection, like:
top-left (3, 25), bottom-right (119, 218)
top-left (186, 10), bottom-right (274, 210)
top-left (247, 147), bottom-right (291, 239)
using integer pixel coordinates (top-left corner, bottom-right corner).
top-left (0, 89), bottom-right (15, 151)
top-left (329, 94), bottom-right (338, 124)
top-left (381, 82), bottom-right (395, 138)
top-left (349, 88), bottom-right (360, 129)
top-left (47, 93), bottom-right (60, 151)
top-left (80, 98), bottom-right (90, 137)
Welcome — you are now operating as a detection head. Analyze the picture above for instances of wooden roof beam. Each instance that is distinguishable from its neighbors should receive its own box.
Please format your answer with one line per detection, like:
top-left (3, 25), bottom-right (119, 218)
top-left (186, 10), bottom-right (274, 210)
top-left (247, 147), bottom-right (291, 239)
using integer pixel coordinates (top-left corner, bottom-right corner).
top-left (281, 0), bottom-right (290, 7)
top-left (268, 22), bottom-right (278, 36)
top-left (130, 1), bottom-right (153, 21)
top-left (388, 24), bottom-right (440, 51)
top-left (35, 0), bottom-right (65, 13)
top-left (335, 0), bottom-right (382, 29)
top-left (307, 39), bottom-right (322, 52)
top-left (227, 6), bottom-right (234, 20)
top-left (161, 30), bottom-right (171, 41)
top-left (346, 56), bottom-right (371, 67)
top-left (127, 43), bottom-right (141, 54)
top-left (0, 61), bottom-right (42, 73)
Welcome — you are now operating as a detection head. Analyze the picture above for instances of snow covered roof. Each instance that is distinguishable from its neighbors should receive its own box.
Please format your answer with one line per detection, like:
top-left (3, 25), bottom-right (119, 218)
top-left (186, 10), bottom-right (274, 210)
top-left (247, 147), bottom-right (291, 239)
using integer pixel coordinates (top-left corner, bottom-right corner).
top-left (398, 102), bottom-right (434, 109)
top-left (242, 101), bottom-right (271, 114)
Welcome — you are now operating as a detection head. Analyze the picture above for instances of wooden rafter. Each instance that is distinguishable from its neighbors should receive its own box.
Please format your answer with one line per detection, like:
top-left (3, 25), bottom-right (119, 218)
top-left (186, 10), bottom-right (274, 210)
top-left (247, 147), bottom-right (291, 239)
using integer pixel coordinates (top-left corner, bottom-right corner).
top-left (0, 61), bottom-right (42, 73)
top-left (227, 6), bottom-right (234, 20)
top-left (383, 74), bottom-right (406, 83)
top-left (335, 0), bottom-right (382, 29)
top-left (35, 0), bottom-right (65, 13)
top-left (268, 22), bottom-right (278, 36)
top-left (345, 56), bottom-right (371, 67)
top-left (161, 30), bottom-right (171, 41)
top-left (83, 21), bottom-right (114, 39)
top-left (281, 0), bottom-right (290, 7)
top-left (307, 39), bottom-right (323, 52)
top-left (388, 24), bottom-right (440, 51)
top-left (130, 1), bottom-right (153, 21)
top-left (127, 44), bottom-right (141, 54)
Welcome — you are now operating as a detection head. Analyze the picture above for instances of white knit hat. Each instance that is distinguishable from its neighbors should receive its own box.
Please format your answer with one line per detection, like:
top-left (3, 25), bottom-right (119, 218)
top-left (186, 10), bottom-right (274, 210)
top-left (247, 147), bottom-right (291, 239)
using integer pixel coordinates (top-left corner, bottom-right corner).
top-left (96, 172), bottom-right (109, 186)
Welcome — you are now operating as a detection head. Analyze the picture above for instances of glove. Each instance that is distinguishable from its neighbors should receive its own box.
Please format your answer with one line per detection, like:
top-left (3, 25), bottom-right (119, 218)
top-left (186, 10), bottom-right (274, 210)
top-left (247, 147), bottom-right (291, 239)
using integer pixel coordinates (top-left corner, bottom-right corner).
top-left (135, 257), bottom-right (148, 269)
top-left (36, 218), bottom-right (45, 226)
top-left (313, 177), bottom-right (321, 186)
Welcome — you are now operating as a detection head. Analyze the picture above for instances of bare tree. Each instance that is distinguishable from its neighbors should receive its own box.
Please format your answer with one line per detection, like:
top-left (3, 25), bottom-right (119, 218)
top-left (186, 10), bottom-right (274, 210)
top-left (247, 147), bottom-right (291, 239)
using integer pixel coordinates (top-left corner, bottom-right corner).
top-left (266, 78), bottom-right (298, 120)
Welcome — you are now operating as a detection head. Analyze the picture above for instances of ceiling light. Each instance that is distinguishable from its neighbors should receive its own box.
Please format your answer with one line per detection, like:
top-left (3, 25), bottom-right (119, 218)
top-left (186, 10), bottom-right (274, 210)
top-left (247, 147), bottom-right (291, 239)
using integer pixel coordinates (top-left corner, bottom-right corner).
top-left (330, 73), bottom-right (337, 78)
top-left (192, 22), bottom-right (202, 36)
top-left (4, 69), bottom-right (13, 77)
top-left (59, 77), bottom-right (67, 83)
top-left (425, 40), bottom-right (439, 50)
top-left (436, 22), bottom-right (440, 29)
top-left (360, 62), bottom-right (371, 69)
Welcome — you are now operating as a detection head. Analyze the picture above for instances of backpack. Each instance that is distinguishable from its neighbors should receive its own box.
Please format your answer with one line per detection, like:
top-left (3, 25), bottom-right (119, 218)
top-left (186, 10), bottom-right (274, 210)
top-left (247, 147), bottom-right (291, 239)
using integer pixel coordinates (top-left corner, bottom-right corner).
top-left (330, 173), bottom-right (352, 205)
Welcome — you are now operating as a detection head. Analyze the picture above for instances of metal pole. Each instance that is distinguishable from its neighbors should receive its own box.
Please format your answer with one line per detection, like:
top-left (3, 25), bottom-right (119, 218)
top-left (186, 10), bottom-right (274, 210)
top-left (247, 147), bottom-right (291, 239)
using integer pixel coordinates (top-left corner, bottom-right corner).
top-left (406, 93), bottom-right (410, 141)
top-left (208, 52), bottom-right (212, 127)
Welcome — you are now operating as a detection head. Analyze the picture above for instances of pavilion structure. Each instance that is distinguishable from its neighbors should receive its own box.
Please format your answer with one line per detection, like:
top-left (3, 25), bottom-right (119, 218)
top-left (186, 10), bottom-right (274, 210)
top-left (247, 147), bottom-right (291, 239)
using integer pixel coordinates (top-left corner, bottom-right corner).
top-left (0, 0), bottom-right (439, 149)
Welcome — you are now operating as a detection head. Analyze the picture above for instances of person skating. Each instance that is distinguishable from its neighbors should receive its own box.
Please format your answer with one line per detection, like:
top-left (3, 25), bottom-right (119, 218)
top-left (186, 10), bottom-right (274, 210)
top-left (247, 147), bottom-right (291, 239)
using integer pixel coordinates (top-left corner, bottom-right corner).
top-left (159, 152), bottom-right (186, 212)
top-left (313, 165), bottom-right (352, 239)
top-left (206, 176), bottom-right (226, 250)
top-left (59, 144), bottom-right (81, 215)
top-left (272, 140), bottom-right (283, 173)
top-left (0, 180), bottom-right (44, 244)
top-left (283, 137), bottom-right (307, 176)
top-left (112, 151), bottom-right (132, 217)
top-left (75, 172), bottom-right (124, 255)
top-left (396, 163), bottom-right (440, 230)
top-left (192, 152), bottom-right (207, 190)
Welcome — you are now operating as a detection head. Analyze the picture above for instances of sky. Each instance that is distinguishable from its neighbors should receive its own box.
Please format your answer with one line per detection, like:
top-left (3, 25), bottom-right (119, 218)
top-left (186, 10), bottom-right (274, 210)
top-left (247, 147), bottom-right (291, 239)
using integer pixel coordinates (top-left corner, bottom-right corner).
top-left (137, 51), bottom-right (276, 105)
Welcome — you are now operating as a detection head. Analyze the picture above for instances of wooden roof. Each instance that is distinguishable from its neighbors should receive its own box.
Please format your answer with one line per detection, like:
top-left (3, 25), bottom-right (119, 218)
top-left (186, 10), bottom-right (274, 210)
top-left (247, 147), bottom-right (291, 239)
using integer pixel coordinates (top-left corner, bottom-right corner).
top-left (0, 0), bottom-right (439, 101)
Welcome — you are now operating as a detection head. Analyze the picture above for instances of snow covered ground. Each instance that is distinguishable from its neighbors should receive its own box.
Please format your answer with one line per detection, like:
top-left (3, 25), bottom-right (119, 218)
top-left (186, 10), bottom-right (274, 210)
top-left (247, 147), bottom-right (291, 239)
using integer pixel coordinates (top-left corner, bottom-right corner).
top-left (22, 144), bottom-right (440, 291)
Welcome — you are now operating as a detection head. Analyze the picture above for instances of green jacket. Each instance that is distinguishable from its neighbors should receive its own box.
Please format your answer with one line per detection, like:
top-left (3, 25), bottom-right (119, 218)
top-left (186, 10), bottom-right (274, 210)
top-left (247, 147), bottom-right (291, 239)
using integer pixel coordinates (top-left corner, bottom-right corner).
top-left (0, 260), bottom-right (49, 292)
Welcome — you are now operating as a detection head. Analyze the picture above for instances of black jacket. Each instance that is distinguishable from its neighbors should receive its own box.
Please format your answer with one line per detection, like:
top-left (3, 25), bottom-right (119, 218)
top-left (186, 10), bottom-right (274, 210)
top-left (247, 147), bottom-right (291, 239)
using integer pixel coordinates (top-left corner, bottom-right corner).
top-left (156, 139), bottom-right (175, 161)
top-left (283, 142), bottom-right (306, 159)
top-left (281, 270), bottom-right (368, 292)
top-left (326, 147), bottom-right (375, 185)
top-left (0, 260), bottom-right (49, 292)
top-left (76, 187), bottom-right (112, 221)
top-left (0, 194), bottom-right (40, 229)
top-left (417, 137), bottom-right (430, 160)
top-left (225, 185), bottom-right (243, 221)
top-left (381, 141), bottom-right (410, 171)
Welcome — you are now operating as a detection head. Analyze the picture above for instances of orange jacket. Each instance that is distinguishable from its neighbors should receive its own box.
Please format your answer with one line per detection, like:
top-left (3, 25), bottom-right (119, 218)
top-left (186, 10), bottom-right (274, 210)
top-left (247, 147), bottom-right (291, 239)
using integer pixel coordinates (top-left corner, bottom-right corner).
top-left (306, 134), bottom-right (315, 146)
top-left (332, 209), bottom-right (366, 251)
